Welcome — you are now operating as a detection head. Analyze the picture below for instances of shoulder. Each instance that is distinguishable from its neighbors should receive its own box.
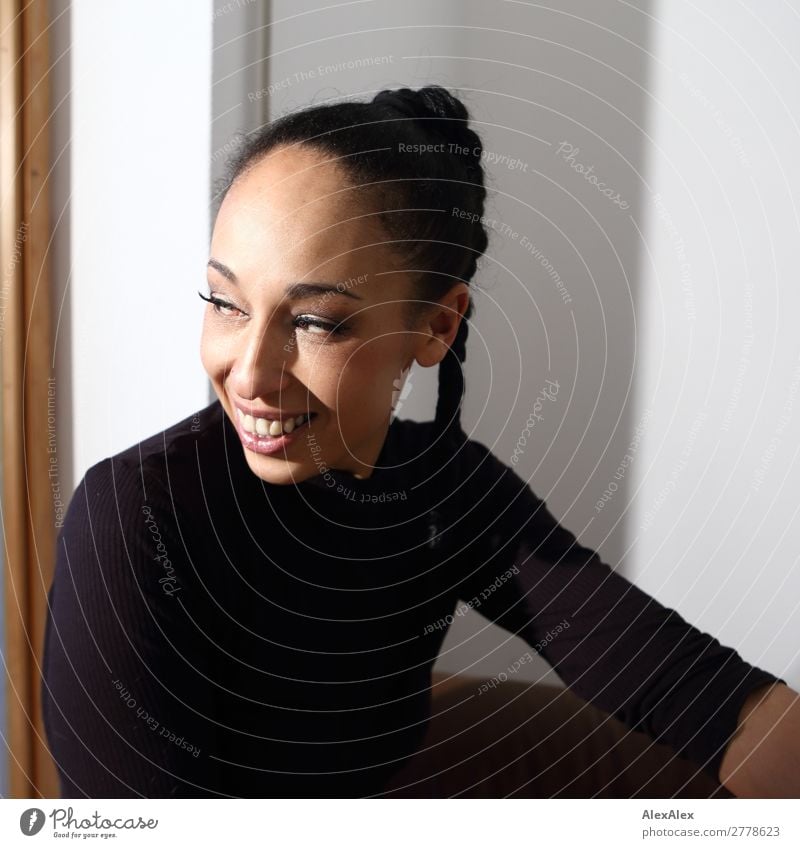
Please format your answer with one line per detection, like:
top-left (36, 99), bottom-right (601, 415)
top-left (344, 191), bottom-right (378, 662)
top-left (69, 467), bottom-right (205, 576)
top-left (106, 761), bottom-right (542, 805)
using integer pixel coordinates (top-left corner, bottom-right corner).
top-left (64, 401), bottom-right (225, 554)
top-left (76, 400), bottom-right (223, 507)
top-left (55, 405), bottom-right (229, 611)
top-left (107, 399), bottom-right (224, 488)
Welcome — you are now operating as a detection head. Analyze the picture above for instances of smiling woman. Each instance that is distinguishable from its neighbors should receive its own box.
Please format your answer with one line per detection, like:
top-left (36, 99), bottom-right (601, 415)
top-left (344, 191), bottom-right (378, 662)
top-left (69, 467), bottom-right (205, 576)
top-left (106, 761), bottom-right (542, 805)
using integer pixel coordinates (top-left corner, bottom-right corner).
top-left (39, 85), bottom-right (796, 799)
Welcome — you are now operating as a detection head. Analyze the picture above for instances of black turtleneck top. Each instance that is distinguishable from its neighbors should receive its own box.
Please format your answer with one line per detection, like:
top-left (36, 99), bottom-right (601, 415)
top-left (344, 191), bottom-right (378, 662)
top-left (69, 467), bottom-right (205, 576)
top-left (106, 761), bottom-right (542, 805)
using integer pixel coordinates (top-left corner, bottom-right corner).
top-left (41, 400), bottom-right (785, 797)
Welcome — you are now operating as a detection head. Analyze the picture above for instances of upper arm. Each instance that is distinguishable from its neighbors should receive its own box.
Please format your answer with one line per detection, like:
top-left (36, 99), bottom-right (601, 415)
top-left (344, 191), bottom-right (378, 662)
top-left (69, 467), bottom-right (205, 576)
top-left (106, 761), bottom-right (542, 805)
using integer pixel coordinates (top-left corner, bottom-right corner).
top-left (451, 439), bottom-right (787, 780)
top-left (41, 458), bottom-right (222, 797)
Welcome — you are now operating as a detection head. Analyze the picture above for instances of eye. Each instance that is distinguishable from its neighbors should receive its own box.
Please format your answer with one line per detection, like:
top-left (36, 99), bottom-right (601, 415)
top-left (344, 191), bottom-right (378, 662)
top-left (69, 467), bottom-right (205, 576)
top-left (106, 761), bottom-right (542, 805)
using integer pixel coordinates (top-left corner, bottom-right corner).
top-left (292, 315), bottom-right (348, 337)
top-left (199, 291), bottom-right (349, 337)
top-left (198, 291), bottom-right (246, 318)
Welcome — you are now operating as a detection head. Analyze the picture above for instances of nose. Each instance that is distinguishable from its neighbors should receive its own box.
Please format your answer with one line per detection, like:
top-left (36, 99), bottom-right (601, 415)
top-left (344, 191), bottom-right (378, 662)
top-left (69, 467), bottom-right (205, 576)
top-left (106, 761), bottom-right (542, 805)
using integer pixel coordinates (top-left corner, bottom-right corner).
top-left (227, 315), bottom-right (292, 400)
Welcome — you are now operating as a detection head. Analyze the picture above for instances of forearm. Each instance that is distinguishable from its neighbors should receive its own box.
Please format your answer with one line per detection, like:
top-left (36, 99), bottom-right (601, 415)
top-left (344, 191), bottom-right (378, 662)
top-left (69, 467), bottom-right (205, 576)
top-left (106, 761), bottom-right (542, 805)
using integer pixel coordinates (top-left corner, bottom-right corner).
top-left (718, 682), bottom-right (800, 797)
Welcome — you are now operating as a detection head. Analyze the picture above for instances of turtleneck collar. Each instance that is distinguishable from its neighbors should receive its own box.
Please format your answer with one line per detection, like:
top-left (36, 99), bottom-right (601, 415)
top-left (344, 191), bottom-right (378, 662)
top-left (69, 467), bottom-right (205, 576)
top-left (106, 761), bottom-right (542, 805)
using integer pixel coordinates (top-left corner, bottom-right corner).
top-left (293, 416), bottom-right (404, 500)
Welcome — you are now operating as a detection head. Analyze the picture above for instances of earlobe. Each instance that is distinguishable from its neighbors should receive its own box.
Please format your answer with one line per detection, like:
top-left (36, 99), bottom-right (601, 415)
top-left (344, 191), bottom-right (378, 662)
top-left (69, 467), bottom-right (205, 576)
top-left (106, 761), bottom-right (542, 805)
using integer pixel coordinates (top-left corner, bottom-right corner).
top-left (411, 284), bottom-right (471, 368)
top-left (414, 320), bottom-right (462, 369)
top-left (413, 334), bottom-right (449, 368)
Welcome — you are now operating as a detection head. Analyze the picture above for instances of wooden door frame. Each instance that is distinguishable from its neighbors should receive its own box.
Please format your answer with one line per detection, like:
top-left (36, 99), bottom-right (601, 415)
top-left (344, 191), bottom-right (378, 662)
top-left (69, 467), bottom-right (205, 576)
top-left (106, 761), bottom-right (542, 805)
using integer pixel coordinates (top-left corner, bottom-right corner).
top-left (1, 0), bottom-right (59, 798)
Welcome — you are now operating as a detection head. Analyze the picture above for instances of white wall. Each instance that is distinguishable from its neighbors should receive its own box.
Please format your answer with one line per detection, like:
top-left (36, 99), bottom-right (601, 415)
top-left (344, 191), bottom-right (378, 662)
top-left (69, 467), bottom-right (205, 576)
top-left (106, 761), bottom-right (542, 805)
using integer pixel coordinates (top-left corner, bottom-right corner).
top-left (68, 2), bottom-right (213, 489)
top-left (627, 0), bottom-right (800, 688)
top-left (211, 0), bottom-right (269, 203)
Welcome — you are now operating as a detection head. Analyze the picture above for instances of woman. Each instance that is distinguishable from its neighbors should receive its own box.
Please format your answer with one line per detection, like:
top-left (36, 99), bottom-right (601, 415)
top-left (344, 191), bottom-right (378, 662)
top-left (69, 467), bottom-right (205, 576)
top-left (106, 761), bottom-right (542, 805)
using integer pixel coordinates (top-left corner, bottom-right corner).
top-left (41, 85), bottom-right (797, 799)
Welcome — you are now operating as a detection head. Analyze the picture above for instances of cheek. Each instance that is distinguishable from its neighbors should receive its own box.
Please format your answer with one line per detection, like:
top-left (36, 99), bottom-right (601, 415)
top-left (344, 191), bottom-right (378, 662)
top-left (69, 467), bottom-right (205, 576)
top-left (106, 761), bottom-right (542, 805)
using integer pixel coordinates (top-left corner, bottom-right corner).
top-left (333, 346), bottom-right (400, 417)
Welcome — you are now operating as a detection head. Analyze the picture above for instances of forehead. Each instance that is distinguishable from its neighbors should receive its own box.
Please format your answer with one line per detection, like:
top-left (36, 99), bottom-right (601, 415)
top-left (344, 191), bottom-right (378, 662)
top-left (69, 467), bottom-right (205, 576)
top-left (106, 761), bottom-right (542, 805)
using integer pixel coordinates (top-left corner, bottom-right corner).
top-left (211, 145), bottom-right (409, 303)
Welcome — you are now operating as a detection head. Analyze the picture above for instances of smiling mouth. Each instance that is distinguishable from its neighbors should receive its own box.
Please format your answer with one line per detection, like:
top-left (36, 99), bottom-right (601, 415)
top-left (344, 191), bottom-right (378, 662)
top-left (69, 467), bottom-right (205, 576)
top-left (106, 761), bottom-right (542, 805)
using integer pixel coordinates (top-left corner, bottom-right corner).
top-left (235, 406), bottom-right (318, 439)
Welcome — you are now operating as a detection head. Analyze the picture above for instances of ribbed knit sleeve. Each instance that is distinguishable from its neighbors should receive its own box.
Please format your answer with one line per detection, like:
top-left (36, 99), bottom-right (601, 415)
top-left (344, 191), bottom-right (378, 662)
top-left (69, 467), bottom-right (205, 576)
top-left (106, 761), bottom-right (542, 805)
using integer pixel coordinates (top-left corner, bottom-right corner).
top-left (41, 456), bottom-right (223, 797)
top-left (451, 439), bottom-right (787, 783)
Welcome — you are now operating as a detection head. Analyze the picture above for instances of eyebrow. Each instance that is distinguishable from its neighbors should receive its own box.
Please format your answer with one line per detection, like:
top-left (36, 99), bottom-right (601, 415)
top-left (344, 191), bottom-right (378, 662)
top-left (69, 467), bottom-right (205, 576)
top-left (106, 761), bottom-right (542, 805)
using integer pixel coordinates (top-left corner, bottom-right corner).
top-left (207, 258), bottom-right (364, 301)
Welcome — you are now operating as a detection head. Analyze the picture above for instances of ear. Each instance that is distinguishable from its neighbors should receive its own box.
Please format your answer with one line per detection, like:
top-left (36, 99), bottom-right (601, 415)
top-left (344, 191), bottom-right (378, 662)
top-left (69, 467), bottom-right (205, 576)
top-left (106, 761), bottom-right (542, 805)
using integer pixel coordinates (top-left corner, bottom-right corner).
top-left (413, 283), bottom-right (471, 368)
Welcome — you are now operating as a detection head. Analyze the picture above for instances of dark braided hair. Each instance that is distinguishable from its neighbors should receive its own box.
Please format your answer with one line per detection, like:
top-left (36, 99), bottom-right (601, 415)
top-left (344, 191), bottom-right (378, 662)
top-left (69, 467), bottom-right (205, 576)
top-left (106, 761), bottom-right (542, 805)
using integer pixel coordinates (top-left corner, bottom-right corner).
top-left (213, 85), bottom-right (489, 445)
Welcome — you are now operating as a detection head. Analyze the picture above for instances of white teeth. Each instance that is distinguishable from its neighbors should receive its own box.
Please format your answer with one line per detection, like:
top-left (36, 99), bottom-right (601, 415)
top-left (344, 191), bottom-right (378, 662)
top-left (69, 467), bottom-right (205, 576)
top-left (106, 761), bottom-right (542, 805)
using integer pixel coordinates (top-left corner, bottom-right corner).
top-left (237, 407), bottom-right (311, 437)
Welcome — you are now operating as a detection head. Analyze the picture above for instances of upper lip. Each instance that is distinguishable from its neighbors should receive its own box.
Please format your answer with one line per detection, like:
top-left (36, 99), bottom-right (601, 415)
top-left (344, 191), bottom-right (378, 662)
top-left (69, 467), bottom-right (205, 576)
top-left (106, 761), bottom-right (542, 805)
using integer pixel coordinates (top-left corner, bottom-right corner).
top-left (233, 402), bottom-right (316, 421)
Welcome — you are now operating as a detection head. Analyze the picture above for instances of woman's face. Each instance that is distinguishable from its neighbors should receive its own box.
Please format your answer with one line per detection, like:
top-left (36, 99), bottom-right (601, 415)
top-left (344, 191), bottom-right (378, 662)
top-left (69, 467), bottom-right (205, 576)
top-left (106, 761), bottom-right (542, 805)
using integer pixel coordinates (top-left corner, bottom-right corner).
top-left (201, 144), bottom-right (464, 486)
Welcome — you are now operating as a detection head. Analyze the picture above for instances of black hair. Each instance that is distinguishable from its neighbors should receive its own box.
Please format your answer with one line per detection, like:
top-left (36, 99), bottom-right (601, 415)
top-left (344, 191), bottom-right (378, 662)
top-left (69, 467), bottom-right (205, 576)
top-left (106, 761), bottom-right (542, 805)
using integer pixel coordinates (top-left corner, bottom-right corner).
top-left (213, 85), bottom-right (489, 446)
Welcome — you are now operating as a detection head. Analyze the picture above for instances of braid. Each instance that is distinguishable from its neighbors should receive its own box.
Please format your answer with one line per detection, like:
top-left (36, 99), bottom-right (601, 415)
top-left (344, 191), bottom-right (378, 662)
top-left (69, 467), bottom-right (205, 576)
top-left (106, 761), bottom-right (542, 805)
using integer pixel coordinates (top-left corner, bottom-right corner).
top-left (434, 299), bottom-right (473, 443)
top-left (373, 87), bottom-right (485, 445)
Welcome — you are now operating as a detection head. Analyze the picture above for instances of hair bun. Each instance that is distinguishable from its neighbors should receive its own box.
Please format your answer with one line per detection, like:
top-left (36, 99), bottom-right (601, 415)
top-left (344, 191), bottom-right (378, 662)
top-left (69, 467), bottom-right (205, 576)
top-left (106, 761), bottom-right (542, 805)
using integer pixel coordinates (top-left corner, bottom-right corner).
top-left (373, 86), bottom-right (472, 148)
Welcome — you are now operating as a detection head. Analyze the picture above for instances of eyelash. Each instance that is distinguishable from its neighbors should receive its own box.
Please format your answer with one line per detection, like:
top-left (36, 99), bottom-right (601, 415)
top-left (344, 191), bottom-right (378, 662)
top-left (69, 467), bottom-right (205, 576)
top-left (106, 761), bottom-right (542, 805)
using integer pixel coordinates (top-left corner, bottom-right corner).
top-left (197, 291), bottom-right (348, 336)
